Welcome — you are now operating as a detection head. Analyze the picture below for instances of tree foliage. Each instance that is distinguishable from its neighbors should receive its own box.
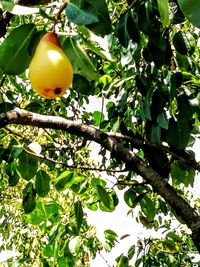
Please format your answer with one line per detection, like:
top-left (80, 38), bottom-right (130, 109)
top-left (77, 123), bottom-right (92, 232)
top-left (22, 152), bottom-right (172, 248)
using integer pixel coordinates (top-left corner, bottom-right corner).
top-left (1, 0), bottom-right (200, 266)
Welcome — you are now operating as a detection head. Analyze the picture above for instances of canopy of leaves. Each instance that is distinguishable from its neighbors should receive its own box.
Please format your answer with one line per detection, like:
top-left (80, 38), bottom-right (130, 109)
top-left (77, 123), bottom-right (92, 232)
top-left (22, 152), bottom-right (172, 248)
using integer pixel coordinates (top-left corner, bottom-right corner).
top-left (1, 0), bottom-right (200, 266)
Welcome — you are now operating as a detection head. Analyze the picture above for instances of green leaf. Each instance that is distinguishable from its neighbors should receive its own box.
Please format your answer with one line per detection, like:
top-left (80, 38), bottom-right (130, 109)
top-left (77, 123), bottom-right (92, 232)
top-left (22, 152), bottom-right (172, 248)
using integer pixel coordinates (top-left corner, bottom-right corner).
top-left (166, 232), bottom-right (182, 243)
top-left (104, 229), bottom-right (118, 240)
top-left (128, 245), bottom-right (135, 260)
top-left (22, 182), bottom-right (36, 214)
top-left (91, 177), bottom-right (106, 187)
top-left (140, 87), bottom-right (154, 120)
top-left (0, 102), bottom-right (15, 112)
top-left (35, 170), bottom-right (50, 197)
top-left (104, 229), bottom-right (118, 252)
top-left (5, 162), bottom-right (20, 187)
top-left (116, 255), bottom-right (129, 267)
top-left (70, 201), bottom-right (83, 235)
top-left (141, 196), bottom-right (156, 221)
top-left (171, 161), bottom-right (195, 186)
top-left (43, 243), bottom-right (54, 258)
top-left (127, 11), bottom-right (140, 44)
top-left (173, 31), bottom-right (196, 56)
top-left (167, 116), bottom-right (190, 150)
top-left (93, 111), bottom-right (104, 126)
top-left (97, 185), bottom-right (114, 212)
top-left (157, 112), bottom-right (168, 129)
top-left (63, 38), bottom-right (100, 80)
top-left (0, 24), bottom-right (37, 74)
top-left (65, 2), bottom-right (99, 25)
top-left (124, 189), bottom-right (137, 208)
top-left (26, 201), bottom-right (45, 225)
top-left (86, 0), bottom-right (112, 36)
top-left (54, 171), bottom-right (74, 191)
top-left (72, 74), bottom-right (94, 96)
top-left (17, 151), bottom-right (38, 181)
top-left (25, 102), bottom-right (43, 113)
top-left (178, 0), bottom-right (200, 28)
top-left (149, 124), bottom-right (161, 145)
top-left (65, 0), bottom-right (111, 35)
top-left (173, 31), bottom-right (188, 55)
top-left (157, 0), bottom-right (170, 27)
top-left (117, 13), bottom-right (130, 48)
top-left (9, 258), bottom-right (28, 267)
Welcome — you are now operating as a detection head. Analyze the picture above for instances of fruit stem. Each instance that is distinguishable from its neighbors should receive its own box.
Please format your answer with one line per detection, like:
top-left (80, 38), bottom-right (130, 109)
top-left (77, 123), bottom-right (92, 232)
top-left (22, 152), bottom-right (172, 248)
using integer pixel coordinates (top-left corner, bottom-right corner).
top-left (56, 0), bottom-right (69, 20)
top-left (52, 0), bottom-right (69, 32)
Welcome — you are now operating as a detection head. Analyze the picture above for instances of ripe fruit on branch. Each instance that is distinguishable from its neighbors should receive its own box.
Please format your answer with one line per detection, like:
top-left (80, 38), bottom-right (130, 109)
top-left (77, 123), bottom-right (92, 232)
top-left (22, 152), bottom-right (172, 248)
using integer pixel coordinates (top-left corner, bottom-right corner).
top-left (28, 32), bottom-right (73, 99)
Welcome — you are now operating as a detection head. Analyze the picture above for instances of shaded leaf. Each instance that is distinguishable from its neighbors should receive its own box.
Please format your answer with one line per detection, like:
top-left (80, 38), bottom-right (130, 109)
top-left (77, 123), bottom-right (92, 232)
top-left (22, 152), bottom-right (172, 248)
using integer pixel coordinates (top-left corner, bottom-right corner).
top-left (72, 74), bottom-right (94, 96)
top-left (22, 182), bottom-right (36, 214)
top-left (66, 0), bottom-right (112, 35)
top-left (17, 151), bottom-right (38, 181)
top-left (127, 11), bottom-right (140, 44)
top-left (167, 116), bottom-right (190, 150)
top-left (178, 0), bottom-right (200, 28)
top-left (117, 13), bottom-right (130, 48)
top-left (86, 0), bottom-right (112, 36)
top-left (171, 161), bottom-right (195, 186)
top-left (65, 2), bottom-right (99, 25)
top-left (0, 102), bottom-right (15, 112)
top-left (35, 170), bottom-right (50, 197)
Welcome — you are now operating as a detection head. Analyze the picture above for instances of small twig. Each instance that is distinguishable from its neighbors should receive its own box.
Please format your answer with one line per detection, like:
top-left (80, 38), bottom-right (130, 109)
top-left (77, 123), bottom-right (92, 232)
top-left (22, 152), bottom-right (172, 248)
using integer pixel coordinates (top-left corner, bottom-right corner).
top-left (24, 148), bottom-right (127, 173)
top-left (98, 252), bottom-right (112, 267)
top-left (52, 0), bottom-right (68, 31)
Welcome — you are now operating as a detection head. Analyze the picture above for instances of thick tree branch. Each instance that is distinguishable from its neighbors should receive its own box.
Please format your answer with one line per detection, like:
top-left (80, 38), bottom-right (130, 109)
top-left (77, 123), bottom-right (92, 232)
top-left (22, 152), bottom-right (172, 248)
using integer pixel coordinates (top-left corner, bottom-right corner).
top-left (1, 108), bottom-right (200, 251)
top-left (108, 132), bottom-right (200, 172)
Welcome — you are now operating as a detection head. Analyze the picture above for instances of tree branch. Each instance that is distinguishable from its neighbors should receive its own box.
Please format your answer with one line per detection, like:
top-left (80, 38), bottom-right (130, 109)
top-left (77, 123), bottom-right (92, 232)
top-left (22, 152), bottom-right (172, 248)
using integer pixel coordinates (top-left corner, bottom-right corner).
top-left (24, 148), bottom-right (127, 173)
top-left (1, 108), bottom-right (200, 251)
top-left (108, 132), bottom-right (200, 172)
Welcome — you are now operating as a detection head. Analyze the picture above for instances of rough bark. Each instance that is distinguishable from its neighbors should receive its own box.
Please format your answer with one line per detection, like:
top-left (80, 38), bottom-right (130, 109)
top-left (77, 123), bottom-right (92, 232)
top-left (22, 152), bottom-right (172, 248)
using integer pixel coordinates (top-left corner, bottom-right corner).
top-left (1, 108), bottom-right (200, 251)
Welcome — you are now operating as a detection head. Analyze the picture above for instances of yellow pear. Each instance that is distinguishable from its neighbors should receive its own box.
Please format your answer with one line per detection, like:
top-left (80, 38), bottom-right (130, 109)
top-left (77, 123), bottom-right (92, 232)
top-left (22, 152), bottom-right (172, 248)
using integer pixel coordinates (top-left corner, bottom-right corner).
top-left (28, 32), bottom-right (73, 99)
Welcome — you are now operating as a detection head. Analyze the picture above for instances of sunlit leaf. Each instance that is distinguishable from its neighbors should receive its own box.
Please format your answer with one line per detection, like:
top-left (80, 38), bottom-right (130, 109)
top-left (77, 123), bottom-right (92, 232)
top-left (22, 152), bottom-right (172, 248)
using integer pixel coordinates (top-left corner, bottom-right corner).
top-left (0, 24), bottom-right (37, 74)
top-left (54, 171), bottom-right (74, 191)
top-left (97, 185), bottom-right (114, 212)
top-left (63, 38), bottom-right (100, 80)
top-left (116, 254), bottom-right (129, 267)
top-left (70, 201), bottom-right (83, 235)
top-left (157, 0), bottom-right (170, 27)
